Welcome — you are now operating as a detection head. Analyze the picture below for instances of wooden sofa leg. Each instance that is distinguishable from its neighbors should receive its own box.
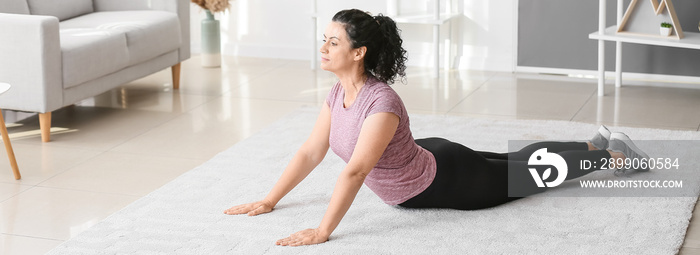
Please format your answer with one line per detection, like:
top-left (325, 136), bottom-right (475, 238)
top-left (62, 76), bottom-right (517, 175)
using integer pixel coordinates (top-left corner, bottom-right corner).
top-left (172, 63), bottom-right (181, 90)
top-left (39, 112), bottom-right (51, 142)
top-left (0, 109), bottom-right (20, 179)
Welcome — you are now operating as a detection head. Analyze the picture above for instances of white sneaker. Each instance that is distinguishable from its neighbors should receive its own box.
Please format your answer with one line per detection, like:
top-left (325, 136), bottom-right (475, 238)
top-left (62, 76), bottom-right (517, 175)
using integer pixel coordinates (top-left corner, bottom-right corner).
top-left (590, 125), bottom-right (611, 150)
top-left (609, 132), bottom-right (650, 172)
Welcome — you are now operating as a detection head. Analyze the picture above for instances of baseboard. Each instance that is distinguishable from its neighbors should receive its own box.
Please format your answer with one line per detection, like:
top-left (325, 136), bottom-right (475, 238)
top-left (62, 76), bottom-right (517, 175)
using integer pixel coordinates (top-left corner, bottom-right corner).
top-left (516, 66), bottom-right (700, 89)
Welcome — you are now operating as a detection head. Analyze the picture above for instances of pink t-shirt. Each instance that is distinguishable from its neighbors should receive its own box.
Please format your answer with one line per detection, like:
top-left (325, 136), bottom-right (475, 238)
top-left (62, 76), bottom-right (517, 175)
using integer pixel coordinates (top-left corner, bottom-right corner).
top-left (325, 77), bottom-right (437, 205)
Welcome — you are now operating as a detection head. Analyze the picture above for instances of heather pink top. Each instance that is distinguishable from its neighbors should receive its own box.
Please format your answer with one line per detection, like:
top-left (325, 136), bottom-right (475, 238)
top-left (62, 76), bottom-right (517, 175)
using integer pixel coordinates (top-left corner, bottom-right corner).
top-left (325, 76), bottom-right (436, 205)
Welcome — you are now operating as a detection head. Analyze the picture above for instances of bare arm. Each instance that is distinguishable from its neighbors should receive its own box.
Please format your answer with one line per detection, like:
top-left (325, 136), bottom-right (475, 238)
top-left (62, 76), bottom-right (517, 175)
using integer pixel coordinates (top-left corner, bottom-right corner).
top-left (224, 103), bottom-right (332, 215)
top-left (276, 112), bottom-right (400, 246)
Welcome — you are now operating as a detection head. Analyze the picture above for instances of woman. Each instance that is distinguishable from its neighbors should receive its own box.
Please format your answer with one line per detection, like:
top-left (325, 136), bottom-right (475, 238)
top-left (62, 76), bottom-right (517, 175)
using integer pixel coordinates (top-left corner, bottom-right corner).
top-left (223, 9), bottom-right (649, 246)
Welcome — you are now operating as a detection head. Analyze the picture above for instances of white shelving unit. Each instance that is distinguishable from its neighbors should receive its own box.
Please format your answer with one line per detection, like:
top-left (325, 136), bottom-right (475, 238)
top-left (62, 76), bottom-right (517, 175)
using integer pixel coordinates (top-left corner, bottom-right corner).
top-left (591, 26), bottom-right (700, 49)
top-left (389, 0), bottom-right (459, 78)
top-left (309, 0), bottom-right (460, 79)
top-left (589, 0), bottom-right (700, 96)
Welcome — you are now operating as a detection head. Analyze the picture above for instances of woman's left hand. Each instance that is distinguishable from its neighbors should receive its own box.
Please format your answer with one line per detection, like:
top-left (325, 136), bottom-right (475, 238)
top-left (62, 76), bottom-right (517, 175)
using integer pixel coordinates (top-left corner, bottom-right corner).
top-left (276, 228), bottom-right (329, 246)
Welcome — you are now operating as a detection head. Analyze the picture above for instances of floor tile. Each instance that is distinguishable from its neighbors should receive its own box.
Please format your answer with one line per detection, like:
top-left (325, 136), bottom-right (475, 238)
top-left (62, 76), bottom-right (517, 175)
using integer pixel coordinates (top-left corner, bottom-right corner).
top-left (110, 98), bottom-right (318, 160)
top-left (679, 247), bottom-right (700, 255)
top-left (449, 86), bottom-right (592, 120)
top-left (572, 89), bottom-right (700, 129)
top-left (0, 234), bottom-right (63, 255)
top-left (227, 60), bottom-right (338, 103)
top-left (405, 68), bottom-right (493, 88)
top-left (0, 183), bottom-right (30, 202)
top-left (686, 230), bottom-right (700, 249)
top-left (481, 74), bottom-right (598, 94)
top-left (0, 143), bottom-right (102, 185)
top-left (123, 56), bottom-right (287, 96)
top-left (75, 88), bottom-right (216, 114)
top-left (10, 106), bottom-right (180, 150)
top-left (601, 84), bottom-right (700, 101)
top-left (571, 119), bottom-right (699, 131)
top-left (38, 152), bottom-right (203, 196)
top-left (394, 75), bottom-right (481, 113)
top-left (0, 187), bottom-right (138, 240)
top-left (444, 111), bottom-right (554, 121)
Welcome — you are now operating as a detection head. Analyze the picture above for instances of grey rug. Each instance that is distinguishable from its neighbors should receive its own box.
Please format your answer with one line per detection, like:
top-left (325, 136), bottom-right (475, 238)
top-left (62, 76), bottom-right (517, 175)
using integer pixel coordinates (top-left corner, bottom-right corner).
top-left (48, 107), bottom-right (700, 255)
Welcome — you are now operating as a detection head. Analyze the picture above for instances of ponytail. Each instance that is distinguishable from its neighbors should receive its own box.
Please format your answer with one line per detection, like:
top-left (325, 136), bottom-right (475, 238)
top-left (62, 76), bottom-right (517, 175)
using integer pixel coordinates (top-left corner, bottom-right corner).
top-left (332, 9), bottom-right (408, 84)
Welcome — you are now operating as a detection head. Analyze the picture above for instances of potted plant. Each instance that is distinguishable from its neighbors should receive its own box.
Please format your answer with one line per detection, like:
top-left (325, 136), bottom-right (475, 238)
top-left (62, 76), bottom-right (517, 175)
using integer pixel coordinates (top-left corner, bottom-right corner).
top-left (191, 0), bottom-right (232, 67)
top-left (660, 22), bottom-right (673, 36)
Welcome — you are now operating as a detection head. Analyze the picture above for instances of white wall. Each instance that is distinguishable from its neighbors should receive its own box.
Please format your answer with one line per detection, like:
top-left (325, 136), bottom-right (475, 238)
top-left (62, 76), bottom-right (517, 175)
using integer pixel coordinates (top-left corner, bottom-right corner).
top-left (189, 0), bottom-right (517, 72)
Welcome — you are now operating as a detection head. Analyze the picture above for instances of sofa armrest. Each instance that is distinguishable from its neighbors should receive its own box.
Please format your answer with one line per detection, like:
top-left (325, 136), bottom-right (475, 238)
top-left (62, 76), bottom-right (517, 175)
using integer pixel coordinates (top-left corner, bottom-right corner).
top-left (0, 13), bottom-right (63, 113)
top-left (93, 0), bottom-right (190, 62)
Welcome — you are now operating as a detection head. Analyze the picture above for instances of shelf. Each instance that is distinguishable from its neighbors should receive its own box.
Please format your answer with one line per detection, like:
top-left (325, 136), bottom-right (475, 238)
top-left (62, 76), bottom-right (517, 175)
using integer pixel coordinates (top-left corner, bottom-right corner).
top-left (589, 26), bottom-right (700, 50)
top-left (391, 13), bottom-right (460, 25)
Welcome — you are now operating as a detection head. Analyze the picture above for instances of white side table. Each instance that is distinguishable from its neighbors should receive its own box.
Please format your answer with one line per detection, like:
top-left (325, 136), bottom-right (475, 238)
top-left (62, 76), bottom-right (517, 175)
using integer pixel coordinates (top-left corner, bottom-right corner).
top-left (0, 83), bottom-right (20, 180)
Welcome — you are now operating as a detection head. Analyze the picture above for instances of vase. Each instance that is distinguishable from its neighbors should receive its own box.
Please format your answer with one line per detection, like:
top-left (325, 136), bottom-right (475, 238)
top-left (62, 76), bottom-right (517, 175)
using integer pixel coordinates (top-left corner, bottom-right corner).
top-left (201, 10), bottom-right (221, 67)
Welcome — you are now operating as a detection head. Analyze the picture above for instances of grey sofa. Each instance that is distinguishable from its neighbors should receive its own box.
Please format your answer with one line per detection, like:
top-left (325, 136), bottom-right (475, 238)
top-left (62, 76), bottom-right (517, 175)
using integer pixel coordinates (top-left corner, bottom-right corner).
top-left (0, 0), bottom-right (190, 142)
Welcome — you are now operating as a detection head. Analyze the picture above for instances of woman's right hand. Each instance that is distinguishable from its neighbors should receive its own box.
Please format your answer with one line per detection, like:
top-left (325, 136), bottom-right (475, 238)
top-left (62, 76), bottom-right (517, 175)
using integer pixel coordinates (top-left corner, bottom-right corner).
top-left (223, 200), bottom-right (274, 216)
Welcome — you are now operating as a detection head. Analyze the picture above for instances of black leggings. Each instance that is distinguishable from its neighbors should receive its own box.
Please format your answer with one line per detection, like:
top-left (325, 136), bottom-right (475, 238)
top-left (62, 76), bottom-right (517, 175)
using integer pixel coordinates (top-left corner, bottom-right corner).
top-left (399, 138), bottom-right (611, 210)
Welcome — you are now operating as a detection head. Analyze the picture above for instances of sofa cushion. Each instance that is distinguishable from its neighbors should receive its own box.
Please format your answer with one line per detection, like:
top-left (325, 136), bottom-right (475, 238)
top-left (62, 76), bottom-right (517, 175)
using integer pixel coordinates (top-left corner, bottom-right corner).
top-left (59, 27), bottom-right (130, 88)
top-left (0, 0), bottom-right (30, 14)
top-left (60, 11), bottom-right (182, 67)
top-left (27, 0), bottom-right (93, 21)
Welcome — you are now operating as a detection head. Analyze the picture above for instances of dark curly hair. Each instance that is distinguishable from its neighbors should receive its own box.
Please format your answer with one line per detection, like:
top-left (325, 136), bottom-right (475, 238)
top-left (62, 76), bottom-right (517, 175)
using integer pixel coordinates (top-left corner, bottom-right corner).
top-left (332, 9), bottom-right (408, 84)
